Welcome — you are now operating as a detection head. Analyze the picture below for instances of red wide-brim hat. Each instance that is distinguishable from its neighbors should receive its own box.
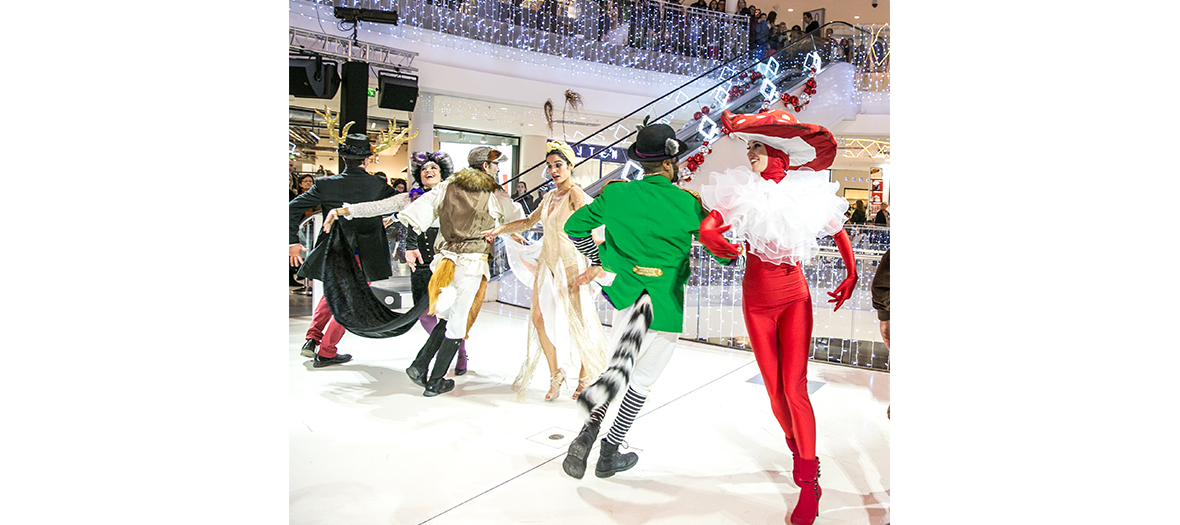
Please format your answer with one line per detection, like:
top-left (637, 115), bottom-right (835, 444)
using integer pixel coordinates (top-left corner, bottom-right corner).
top-left (720, 110), bottom-right (838, 172)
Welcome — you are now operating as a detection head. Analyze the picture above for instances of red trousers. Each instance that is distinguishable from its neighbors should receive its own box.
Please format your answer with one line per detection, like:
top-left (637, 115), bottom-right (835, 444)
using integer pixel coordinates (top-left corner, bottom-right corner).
top-left (743, 254), bottom-right (817, 460)
top-left (304, 255), bottom-right (366, 358)
top-left (306, 295), bottom-right (347, 358)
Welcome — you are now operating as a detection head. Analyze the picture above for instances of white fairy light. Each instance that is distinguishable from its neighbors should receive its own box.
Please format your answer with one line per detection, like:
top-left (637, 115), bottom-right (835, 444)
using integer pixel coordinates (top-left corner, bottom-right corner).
top-left (713, 82), bottom-right (732, 105)
top-left (612, 124), bottom-right (631, 141)
top-left (698, 115), bottom-right (720, 142)
top-left (759, 78), bottom-right (778, 102)
top-left (755, 56), bottom-right (779, 78)
top-left (621, 160), bottom-right (643, 180)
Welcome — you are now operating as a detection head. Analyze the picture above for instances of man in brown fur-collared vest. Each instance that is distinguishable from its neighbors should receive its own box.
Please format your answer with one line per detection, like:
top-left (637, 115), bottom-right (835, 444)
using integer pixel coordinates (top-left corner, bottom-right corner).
top-left (397, 146), bottom-right (526, 396)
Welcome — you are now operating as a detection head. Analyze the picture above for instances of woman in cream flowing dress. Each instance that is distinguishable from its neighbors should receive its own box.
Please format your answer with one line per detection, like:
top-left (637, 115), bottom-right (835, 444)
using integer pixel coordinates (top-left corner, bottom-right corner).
top-left (484, 141), bottom-right (609, 401)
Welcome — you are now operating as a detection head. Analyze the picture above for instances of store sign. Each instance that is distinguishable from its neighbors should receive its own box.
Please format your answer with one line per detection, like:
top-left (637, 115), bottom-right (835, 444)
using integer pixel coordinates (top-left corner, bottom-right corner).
top-left (569, 143), bottom-right (627, 162)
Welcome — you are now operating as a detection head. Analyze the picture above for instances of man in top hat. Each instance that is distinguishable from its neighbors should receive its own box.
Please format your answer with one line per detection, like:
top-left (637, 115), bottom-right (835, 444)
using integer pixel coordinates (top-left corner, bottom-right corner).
top-left (376, 145), bottom-right (525, 396)
top-left (559, 120), bottom-right (735, 480)
top-left (289, 132), bottom-right (397, 367)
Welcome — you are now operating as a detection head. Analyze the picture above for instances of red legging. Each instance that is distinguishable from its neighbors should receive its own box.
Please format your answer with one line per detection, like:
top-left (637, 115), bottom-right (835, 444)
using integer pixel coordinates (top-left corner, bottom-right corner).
top-left (743, 254), bottom-right (817, 460)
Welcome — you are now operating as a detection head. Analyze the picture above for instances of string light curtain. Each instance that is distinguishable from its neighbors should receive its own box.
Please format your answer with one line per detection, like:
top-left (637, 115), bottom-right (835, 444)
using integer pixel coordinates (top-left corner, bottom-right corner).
top-left (314, 0), bottom-right (750, 76)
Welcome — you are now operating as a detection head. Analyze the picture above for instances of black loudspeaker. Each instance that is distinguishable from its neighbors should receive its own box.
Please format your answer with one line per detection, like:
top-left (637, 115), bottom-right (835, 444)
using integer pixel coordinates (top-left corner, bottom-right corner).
top-left (290, 57), bottom-right (340, 99)
top-left (378, 73), bottom-right (419, 111)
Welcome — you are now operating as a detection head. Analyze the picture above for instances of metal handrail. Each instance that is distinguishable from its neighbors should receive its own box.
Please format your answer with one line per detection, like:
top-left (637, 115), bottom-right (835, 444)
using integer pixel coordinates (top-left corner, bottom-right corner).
top-left (520, 21), bottom-right (878, 199)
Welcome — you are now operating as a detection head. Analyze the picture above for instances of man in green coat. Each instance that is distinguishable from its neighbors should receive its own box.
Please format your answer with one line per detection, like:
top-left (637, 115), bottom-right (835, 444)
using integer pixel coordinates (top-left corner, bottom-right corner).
top-left (561, 120), bottom-right (735, 480)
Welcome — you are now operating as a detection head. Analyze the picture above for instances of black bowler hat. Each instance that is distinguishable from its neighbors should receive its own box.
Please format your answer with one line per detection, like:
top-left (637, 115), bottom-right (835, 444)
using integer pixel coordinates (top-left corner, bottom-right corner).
top-left (338, 133), bottom-right (373, 159)
top-left (626, 118), bottom-right (689, 163)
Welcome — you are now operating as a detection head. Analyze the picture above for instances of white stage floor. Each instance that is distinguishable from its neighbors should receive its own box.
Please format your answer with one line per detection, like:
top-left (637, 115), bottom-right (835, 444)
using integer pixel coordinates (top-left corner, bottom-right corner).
top-left (290, 301), bottom-right (890, 525)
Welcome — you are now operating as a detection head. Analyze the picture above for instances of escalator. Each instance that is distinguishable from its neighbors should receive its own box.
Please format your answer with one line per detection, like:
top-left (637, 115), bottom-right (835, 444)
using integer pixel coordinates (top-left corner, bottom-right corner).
top-left (491, 23), bottom-right (891, 371)
top-left (509, 21), bottom-right (878, 200)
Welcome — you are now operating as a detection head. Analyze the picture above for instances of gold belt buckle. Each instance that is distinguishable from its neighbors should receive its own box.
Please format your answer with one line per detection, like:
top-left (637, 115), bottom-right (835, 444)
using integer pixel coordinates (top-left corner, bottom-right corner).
top-left (632, 265), bottom-right (663, 277)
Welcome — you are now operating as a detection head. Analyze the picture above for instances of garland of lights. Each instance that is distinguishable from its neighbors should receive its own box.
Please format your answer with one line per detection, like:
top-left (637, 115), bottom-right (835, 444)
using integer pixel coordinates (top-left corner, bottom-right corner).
top-left (680, 65), bottom-right (820, 182)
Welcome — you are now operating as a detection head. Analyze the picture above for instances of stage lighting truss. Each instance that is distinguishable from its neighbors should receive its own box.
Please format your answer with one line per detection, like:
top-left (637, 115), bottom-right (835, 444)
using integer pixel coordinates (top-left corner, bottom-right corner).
top-left (290, 27), bottom-right (419, 73)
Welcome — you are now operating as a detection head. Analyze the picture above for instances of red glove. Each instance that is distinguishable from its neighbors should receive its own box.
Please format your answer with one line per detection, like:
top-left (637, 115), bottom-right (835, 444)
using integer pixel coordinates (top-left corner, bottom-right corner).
top-left (698, 210), bottom-right (742, 259)
top-left (826, 229), bottom-right (858, 311)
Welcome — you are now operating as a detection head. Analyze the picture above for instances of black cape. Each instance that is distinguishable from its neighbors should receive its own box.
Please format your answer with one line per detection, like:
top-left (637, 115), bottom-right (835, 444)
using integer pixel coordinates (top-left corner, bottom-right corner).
top-left (318, 224), bottom-right (428, 338)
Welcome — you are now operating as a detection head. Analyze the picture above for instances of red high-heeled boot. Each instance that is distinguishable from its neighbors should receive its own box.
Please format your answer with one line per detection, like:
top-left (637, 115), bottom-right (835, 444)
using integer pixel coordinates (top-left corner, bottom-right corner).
top-left (790, 456), bottom-right (821, 525)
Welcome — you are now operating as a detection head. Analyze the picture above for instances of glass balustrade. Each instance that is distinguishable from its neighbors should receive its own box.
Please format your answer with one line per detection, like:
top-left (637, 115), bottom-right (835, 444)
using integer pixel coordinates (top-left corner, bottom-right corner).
top-left (491, 226), bottom-right (889, 371)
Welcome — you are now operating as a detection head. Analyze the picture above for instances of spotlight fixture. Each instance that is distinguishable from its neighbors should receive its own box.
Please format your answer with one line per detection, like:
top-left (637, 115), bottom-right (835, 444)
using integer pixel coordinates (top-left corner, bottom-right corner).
top-left (333, 6), bottom-right (399, 25)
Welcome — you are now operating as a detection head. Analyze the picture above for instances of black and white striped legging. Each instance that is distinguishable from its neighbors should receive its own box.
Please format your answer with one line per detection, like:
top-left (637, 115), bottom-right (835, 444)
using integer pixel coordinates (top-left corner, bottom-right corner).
top-left (604, 386), bottom-right (647, 446)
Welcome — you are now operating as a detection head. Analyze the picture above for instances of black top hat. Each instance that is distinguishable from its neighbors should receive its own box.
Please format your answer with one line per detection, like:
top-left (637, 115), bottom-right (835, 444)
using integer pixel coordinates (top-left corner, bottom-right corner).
top-left (626, 120), bottom-right (689, 163)
top-left (338, 133), bottom-right (373, 160)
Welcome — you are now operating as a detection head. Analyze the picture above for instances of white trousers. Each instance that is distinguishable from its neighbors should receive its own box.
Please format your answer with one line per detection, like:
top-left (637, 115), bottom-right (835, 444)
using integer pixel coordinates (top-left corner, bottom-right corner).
top-left (608, 302), bottom-right (679, 396)
top-left (435, 262), bottom-right (486, 340)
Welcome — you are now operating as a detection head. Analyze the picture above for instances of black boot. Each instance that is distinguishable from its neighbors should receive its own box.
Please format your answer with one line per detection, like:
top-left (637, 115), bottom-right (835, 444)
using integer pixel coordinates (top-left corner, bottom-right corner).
top-left (423, 377), bottom-right (455, 397)
top-left (562, 421), bottom-right (600, 479)
top-left (422, 338), bottom-right (462, 397)
top-left (407, 320), bottom-right (447, 387)
top-left (594, 439), bottom-right (638, 478)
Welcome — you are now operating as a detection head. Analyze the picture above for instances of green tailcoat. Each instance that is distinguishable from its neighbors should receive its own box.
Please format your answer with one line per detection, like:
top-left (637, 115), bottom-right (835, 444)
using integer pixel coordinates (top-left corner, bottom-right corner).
top-left (564, 175), bottom-right (732, 332)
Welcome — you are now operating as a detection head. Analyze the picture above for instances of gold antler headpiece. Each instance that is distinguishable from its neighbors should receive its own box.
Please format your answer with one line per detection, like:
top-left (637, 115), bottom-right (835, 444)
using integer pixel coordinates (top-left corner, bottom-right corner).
top-left (313, 105), bottom-right (354, 146)
top-left (373, 120), bottom-right (418, 158)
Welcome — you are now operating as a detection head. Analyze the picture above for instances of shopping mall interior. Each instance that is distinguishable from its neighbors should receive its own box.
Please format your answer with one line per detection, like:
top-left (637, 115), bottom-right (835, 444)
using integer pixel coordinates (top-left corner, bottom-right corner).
top-left (10, 1), bottom-right (1178, 524)
top-left (288, 1), bottom-right (890, 523)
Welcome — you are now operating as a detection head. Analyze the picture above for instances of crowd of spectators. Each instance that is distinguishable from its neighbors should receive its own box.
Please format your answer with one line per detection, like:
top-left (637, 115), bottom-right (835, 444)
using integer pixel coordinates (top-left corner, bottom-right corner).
top-left (415, 0), bottom-right (884, 69)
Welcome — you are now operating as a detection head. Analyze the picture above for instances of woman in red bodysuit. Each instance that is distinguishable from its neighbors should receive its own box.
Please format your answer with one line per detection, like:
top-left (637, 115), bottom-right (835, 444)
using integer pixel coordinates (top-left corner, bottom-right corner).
top-left (696, 110), bottom-right (857, 525)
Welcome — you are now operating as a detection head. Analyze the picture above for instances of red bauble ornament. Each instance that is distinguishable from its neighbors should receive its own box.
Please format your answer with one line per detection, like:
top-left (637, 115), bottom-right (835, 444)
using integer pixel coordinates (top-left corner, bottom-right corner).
top-left (702, 140), bottom-right (710, 147)
top-left (794, 105), bottom-right (803, 112)
top-left (694, 111), bottom-right (703, 120)
top-left (701, 106), bottom-right (710, 114)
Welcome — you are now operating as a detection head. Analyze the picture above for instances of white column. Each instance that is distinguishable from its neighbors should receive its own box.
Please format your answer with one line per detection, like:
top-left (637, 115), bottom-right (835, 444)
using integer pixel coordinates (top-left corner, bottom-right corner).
top-left (409, 93), bottom-right (435, 159)
top-left (518, 134), bottom-right (551, 189)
